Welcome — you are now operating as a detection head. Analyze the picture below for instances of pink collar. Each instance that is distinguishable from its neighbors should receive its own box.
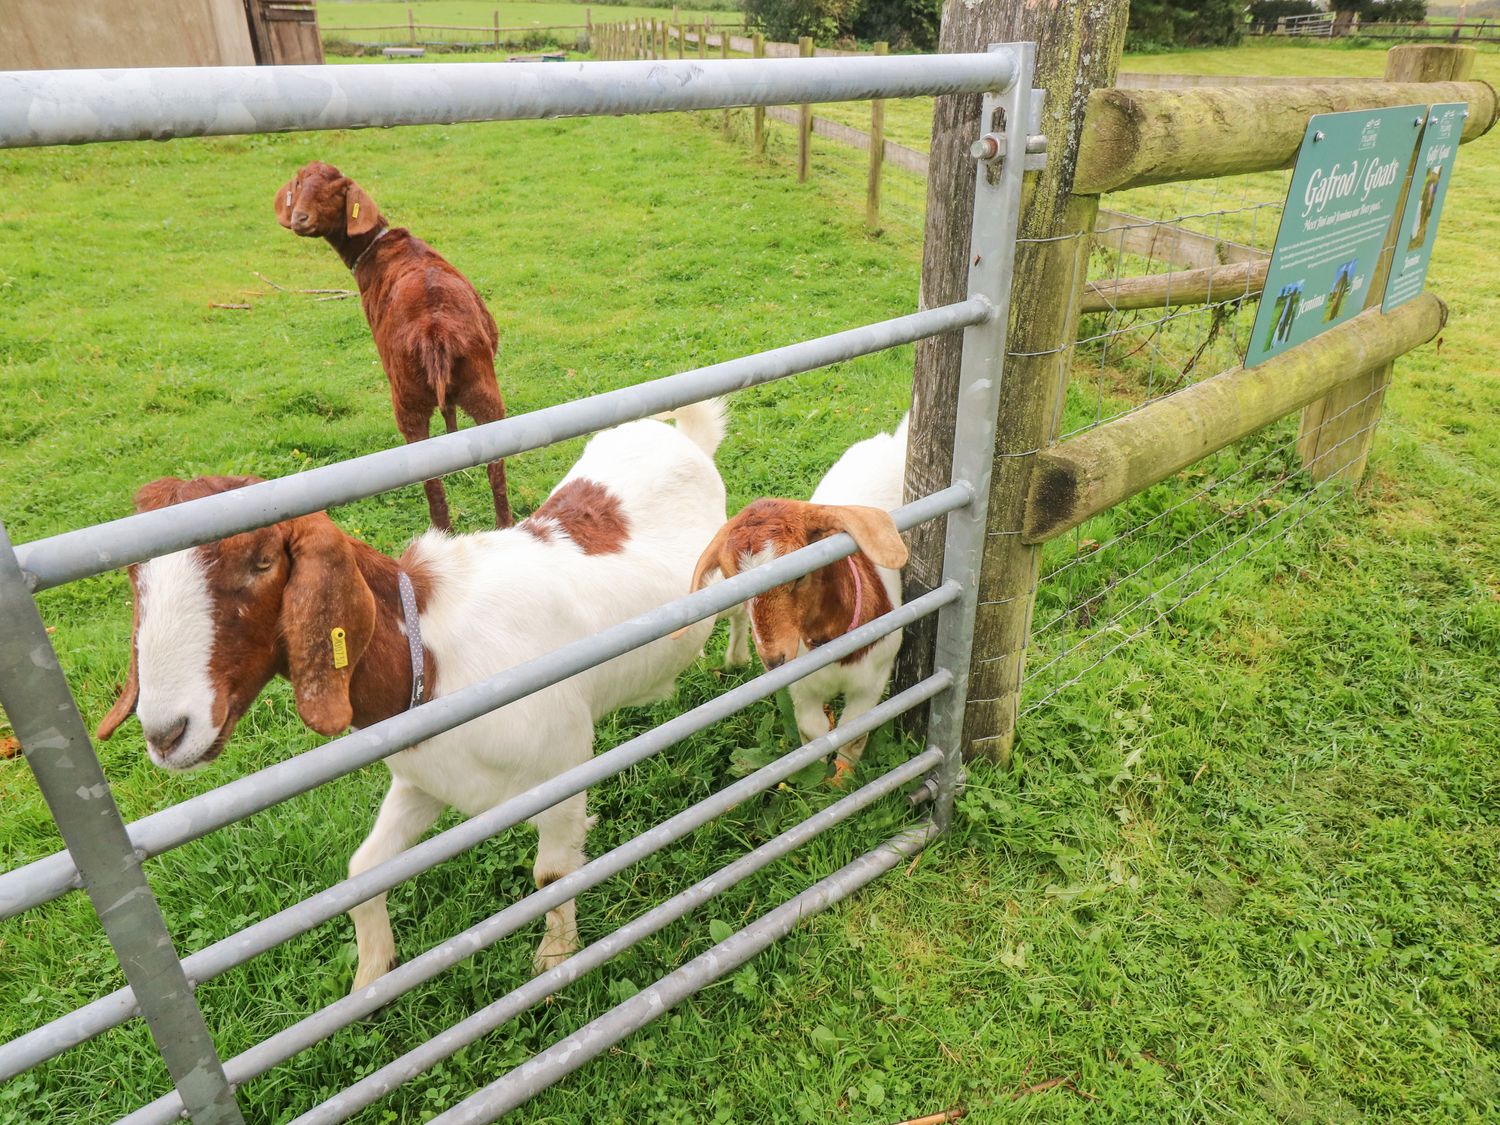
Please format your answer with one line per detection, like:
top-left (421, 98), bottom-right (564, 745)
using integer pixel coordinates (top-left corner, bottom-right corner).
top-left (846, 555), bottom-right (863, 634)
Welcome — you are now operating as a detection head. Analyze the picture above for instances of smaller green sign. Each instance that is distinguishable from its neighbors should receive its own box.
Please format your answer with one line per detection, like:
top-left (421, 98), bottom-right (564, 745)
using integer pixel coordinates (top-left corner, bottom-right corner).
top-left (1383, 102), bottom-right (1465, 312)
top-left (1246, 105), bottom-right (1426, 368)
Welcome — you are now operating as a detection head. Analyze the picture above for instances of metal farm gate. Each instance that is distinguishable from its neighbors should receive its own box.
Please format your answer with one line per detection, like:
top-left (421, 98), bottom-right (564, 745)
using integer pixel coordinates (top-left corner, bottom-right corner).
top-left (0, 49), bottom-right (1038, 1122)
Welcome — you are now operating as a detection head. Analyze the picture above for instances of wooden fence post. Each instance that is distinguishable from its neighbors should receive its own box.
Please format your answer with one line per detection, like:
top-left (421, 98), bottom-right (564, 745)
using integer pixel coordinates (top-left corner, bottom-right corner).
top-left (753, 33), bottom-right (766, 154)
top-left (1296, 43), bottom-right (1475, 483)
top-left (675, 23), bottom-right (684, 58)
top-left (722, 28), bottom-right (731, 133)
top-left (867, 41), bottom-right (889, 229)
top-left (896, 0), bottom-right (1130, 761)
top-left (700, 20), bottom-right (708, 59)
top-left (660, 19), bottom-right (668, 59)
top-left (798, 36), bottom-right (814, 182)
top-left (408, 6), bottom-right (416, 45)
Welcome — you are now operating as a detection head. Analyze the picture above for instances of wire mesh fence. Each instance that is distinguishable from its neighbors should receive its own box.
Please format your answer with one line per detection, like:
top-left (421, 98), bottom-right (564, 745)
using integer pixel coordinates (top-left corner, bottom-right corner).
top-left (1017, 165), bottom-right (1399, 727)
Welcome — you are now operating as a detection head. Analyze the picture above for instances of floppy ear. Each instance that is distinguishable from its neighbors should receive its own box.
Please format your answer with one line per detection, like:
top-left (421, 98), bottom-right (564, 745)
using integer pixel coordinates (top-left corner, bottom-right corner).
top-left (280, 513), bottom-right (376, 736)
top-left (345, 182), bottom-right (380, 237)
top-left (96, 570), bottom-right (142, 741)
top-left (669, 521), bottom-right (739, 640)
top-left (275, 178), bottom-right (296, 229)
top-left (690, 521), bottom-right (738, 594)
top-left (822, 505), bottom-right (908, 570)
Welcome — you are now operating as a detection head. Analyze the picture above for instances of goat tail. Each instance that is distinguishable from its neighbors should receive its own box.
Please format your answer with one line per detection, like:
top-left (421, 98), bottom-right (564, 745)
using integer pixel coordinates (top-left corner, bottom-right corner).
top-left (414, 334), bottom-right (453, 414)
top-left (655, 397), bottom-right (728, 459)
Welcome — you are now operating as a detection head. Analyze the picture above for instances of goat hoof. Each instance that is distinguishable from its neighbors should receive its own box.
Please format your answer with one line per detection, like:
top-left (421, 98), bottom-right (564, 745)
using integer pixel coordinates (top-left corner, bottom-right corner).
top-left (533, 939), bottom-right (577, 976)
top-left (351, 955), bottom-right (399, 995)
top-left (352, 957), bottom-right (401, 1019)
top-left (826, 759), bottom-right (855, 788)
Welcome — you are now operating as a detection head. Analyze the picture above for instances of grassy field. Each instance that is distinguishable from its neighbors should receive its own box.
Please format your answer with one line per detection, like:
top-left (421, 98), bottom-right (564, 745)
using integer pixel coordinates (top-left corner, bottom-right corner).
top-left (1, 39), bottom-right (1498, 1125)
top-left (319, 0), bottom-right (731, 46)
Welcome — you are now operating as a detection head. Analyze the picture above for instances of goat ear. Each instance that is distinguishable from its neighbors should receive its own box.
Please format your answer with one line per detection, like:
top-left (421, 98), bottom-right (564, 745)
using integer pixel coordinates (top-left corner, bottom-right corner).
top-left (345, 182), bottom-right (380, 237)
top-left (690, 520), bottom-right (738, 593)
top-left (275, 178), bottom-right (296, 229)
top-left (670, 521), bottom-right (739, 641)
top-left (97, 572), bottom-right (142, 741)
top-left (823, 505), bottom-right (908, 570)
top-left (281, 513), bottom-right (376, 736)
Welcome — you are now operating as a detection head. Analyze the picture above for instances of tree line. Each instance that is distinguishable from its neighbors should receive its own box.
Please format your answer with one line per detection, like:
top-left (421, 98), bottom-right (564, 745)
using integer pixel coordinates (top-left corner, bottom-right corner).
top-left (737, 0), bottom-right (1430, 51)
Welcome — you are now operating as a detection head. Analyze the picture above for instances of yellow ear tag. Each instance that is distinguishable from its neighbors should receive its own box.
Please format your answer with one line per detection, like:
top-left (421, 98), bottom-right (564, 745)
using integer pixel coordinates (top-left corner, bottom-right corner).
top-left (351, 202), bottom-right (360, 220)
top-left (331, 627), bottom-right (349, 669)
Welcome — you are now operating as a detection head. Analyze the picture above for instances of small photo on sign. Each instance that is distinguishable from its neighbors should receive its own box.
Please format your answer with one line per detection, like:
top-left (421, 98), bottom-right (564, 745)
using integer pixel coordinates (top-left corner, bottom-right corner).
top-left (1383, 102), bottom-right (1465, 313)
top-left (1324, 259), bottom-right (1357, 322)
top-left (1408, 166), bottom-right (1441, 251)
top-left (1264, 283), bottom-right (1302, 350)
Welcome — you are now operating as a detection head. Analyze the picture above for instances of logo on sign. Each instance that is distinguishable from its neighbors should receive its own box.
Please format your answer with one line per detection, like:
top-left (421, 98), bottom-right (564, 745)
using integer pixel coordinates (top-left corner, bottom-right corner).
top-left (1359, 118), bottom-right (1381, 150)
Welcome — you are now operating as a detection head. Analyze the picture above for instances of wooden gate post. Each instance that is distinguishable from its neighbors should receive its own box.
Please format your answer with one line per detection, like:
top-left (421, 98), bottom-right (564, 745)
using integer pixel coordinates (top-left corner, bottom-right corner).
top-left (798, 36), bottom-right (814, 181)
top-left (753, 33), bottom-right (766, 154)
top-left (896, 0), bottom-right (1130, 762)
top-left (721, 27), bottom-right (731, 133)
top-left (867, 41), bottom-right (888, 230)
top-left (1296, 44), bottom-right (1475, 483)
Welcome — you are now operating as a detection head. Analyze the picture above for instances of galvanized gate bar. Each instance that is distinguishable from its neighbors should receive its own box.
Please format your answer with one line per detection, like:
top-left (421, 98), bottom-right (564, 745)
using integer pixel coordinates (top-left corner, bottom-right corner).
top-left (14, 300), bottom-right (989, 592)
top-left (295, 746), bottom-right (947, 1125)
top-left (0, 524), bottom-right (243, 1125)
top-left (0, 53), bottom-right (1017, 149)
top-left (118, 674), bottom-right (955, 1125)
top-left (429, 823), bottom-right (940, 1125)
top-left (0, 485), bottom-right (969, 921)
top-left (0, 582), bottom-right (959, 1079)
top-left (928, 43), bottom-right (1038, 830)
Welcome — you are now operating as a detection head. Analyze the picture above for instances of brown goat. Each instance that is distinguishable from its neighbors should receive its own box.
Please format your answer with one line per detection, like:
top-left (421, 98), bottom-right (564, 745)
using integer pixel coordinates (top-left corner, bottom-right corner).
top-left (275, 161), bottom-right (512, 530)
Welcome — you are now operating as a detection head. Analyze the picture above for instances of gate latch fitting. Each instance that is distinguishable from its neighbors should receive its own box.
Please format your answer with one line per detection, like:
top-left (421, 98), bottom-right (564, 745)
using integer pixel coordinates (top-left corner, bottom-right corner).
top-left (970, 131), bottom-right (1049, 171)
top-left (970, 131), bottom-right (1004, 163)
top-left (1024, 133), bottom-right (1048, 171)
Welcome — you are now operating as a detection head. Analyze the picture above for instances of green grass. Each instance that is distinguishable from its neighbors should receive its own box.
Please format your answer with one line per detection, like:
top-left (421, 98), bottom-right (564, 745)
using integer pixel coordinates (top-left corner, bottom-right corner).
top-left (2, 40), bottom-right (1499, 1125)
top-left (319, 0), bottom-right (731, 47)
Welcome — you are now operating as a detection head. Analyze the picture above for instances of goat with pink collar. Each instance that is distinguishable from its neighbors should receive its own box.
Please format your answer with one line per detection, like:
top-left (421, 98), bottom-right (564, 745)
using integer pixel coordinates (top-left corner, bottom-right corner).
top-left (690, 415), bottom-right (909, 782)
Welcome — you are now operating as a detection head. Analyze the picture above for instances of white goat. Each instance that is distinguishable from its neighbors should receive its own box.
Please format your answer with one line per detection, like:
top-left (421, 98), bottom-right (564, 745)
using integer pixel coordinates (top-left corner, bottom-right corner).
top-left (97, 401), bottom-right (746, 990)
top-left (688, 415), bottom-right (909, 782)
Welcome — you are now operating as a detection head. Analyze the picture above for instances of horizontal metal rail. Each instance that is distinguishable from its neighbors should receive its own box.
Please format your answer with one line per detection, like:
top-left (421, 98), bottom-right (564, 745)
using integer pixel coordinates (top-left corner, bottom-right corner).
top-left (0, 54), bottom-right (1017, 150)
top-left (296, 746), bottom-right (945, 1125)
top-left (119, 673), bottom-right (954, 1125)
top-left (13, 299), bottom-right (989, 592)
top-left (0, 483), bottom-right (968, 921)
top-left (0, 583), bottom-right (958, 1079)
top-left (432, 822), bottom-right (940, 1124)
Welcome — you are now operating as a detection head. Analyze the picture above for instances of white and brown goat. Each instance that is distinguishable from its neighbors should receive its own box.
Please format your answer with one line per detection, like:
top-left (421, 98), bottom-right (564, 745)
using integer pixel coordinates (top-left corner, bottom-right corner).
top-left (690, 416), bottom-right (909, 781)
top-left (97, 401), bottom-right (744, 990)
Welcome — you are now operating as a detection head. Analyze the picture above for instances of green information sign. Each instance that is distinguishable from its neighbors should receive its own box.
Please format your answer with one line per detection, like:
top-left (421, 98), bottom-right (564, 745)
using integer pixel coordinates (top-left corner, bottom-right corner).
top-left (1383, 102), bottom-right (1465, 312)
top-left (1246, 105), bottom-right (1426, 368)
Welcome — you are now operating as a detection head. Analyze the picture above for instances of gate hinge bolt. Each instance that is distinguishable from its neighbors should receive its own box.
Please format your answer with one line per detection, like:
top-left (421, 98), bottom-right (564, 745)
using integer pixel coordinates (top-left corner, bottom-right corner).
top-left (970, 132), bottom-right (1003, 162)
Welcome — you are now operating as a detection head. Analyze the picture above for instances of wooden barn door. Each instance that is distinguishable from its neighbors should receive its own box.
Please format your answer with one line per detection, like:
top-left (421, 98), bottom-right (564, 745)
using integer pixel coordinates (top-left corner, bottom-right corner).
top-left (244, 0), bottom-right (325, 64)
